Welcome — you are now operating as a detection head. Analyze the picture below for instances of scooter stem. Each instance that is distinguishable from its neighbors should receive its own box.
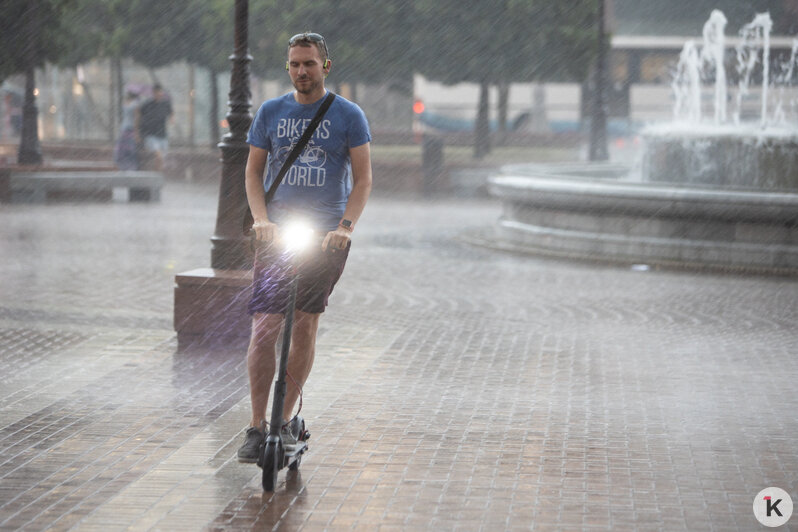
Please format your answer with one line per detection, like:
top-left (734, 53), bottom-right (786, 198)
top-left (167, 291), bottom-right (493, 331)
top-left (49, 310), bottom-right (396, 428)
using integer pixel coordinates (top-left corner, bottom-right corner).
top-left (268, 269), bottom-right (299, 437)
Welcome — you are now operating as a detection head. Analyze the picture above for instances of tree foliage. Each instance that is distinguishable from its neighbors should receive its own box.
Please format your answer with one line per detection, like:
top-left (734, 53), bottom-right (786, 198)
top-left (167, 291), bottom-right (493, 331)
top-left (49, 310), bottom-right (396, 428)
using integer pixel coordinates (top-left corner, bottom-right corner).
top-left (0, 0), bottom-right (79, 82)
top-left (413, 0), bottom-right (597, 85)
top-left (109, 0), bottom-right (208, 68)
top-left (7, 0), bottom-right (793, 88)
top-left (2, 0), bottom-right (601, 87)
top-left (266, 0), bottom-right (414, 88)
top-left (411, 0), bottom-right (598, 157)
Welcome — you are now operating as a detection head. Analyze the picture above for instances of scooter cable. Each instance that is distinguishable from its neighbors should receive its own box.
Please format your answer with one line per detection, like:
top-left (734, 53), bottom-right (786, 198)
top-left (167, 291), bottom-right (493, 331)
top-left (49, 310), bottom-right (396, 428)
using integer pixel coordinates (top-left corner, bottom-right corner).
top-left (283, 370), bottom-right (303, 429)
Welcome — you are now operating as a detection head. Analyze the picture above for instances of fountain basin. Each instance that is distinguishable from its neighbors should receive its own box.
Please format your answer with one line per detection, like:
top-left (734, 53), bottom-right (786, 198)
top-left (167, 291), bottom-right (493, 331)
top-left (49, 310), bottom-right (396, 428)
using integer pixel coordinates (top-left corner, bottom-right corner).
top-left (641, 124), bottom-right (798, 190)
top-left (485, 163), bottom-right (798, 272)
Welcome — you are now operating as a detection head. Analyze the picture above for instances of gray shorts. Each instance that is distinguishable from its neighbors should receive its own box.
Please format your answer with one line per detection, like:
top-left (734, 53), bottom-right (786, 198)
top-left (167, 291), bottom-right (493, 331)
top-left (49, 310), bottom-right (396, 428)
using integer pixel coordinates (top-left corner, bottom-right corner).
top-left (144, 135), bottom-right (168, 155)
top-left (248, 242), bottom-right (350, 315)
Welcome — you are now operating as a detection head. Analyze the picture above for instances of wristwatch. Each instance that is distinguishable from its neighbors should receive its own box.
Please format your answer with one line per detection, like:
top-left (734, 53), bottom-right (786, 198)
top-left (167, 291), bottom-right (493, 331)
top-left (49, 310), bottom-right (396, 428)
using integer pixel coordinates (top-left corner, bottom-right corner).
top-left (339, 219), bottom-right (353, 231)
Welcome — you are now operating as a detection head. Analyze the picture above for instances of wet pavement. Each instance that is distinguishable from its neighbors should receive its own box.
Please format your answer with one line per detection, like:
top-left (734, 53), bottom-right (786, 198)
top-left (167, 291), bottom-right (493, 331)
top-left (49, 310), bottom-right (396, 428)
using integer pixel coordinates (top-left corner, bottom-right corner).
top-left (1, 180), bottom-right (797, 531)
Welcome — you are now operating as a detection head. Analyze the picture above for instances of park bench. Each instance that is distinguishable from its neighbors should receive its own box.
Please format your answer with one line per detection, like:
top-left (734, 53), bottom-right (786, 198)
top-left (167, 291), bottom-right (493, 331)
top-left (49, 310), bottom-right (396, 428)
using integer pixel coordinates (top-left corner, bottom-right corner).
top-left (0, 169), bottom-right (164, 203)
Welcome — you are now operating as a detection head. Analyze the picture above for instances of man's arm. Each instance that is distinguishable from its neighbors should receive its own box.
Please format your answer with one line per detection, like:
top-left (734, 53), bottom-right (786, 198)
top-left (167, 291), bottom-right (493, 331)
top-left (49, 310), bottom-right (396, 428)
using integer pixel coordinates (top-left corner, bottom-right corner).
top-left (343, 142), bottom-right (373, 225)
top-left (245, 145), bottom-right (277, 242)
top-left (323, 142), bottom-right (372, 251)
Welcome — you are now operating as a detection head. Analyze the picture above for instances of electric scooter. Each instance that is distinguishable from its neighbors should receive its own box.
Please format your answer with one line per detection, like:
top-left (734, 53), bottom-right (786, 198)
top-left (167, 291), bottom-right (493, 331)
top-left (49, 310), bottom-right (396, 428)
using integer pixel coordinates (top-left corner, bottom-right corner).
top-left (252, 222), bottom-right (314, 492)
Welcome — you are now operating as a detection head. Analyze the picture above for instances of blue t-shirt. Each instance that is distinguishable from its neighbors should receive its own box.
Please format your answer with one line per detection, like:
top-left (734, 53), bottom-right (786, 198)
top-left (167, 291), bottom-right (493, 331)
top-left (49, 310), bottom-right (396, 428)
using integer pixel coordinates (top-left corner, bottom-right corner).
top-left (246, 91), bottom-right (371, 231)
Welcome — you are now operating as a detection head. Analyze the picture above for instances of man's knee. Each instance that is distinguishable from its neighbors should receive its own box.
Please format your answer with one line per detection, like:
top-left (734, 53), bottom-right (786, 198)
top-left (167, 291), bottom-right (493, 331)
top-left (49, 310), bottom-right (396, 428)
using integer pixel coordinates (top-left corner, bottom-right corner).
top-left (294, 311), bottom-right (320, 334)
top-left (290, 311), bottom-right (320, 351)
top-left (250, 314), bottom-right (282, 345)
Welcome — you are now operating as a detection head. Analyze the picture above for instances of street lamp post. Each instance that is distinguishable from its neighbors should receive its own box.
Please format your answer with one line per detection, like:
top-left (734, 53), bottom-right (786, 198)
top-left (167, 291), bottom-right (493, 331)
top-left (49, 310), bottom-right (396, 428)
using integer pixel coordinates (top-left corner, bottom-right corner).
top-left (210, 0), bottom-right (253, 270)
top-left (589, 0), bottom-right (609, 161)
top-left (174, 0), bottom-right (257, 346)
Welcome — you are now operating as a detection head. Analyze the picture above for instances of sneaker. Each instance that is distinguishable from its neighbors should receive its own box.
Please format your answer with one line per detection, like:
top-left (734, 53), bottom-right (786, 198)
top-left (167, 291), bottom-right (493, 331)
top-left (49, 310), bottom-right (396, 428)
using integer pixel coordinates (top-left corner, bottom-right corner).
top-left (281, 416), bottom-right (308, 448)
top-left (237, 426), bottom-right (264, 463)
top-left (281, 421), bottom-right (298, 448)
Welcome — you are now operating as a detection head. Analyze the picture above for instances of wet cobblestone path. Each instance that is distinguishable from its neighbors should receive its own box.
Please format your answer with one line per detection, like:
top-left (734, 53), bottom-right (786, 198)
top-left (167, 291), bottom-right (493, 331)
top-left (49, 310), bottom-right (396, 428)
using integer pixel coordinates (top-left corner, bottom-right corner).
top-left (1, 182), bottom-right (797, 531)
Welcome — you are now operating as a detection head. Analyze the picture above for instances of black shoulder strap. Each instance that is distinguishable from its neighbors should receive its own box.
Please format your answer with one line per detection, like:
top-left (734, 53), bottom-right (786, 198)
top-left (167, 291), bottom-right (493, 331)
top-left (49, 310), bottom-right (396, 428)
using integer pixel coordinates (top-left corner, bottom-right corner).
top-left (264, 91), bottom-right (336, 205)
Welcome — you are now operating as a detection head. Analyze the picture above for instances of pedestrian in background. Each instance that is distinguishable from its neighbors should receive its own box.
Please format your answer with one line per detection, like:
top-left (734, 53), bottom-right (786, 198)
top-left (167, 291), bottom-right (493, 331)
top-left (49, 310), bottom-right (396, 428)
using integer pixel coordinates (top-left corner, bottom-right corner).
top-left (113, 90), bottom-right (140, 170)
top-left (138, 84), bottom-right (172, 171)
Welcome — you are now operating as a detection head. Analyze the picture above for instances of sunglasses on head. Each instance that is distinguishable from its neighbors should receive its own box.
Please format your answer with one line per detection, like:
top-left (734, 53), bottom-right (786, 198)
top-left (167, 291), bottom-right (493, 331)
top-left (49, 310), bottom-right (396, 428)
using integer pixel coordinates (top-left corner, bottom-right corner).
top-left (288, 32), bottom-right (329, 57)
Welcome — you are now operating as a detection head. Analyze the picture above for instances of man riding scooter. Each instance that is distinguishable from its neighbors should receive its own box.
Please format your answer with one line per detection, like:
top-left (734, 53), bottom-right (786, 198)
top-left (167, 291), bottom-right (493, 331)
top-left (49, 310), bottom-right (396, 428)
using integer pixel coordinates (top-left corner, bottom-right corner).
top-left (236, 32), bottom-right (373, 483)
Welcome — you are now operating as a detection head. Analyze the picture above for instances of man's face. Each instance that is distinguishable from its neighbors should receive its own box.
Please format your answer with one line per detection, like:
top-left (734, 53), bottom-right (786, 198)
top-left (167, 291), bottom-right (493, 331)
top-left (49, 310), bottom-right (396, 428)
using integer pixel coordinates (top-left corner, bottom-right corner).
top-left (287, 44), bottom-right (327, 96)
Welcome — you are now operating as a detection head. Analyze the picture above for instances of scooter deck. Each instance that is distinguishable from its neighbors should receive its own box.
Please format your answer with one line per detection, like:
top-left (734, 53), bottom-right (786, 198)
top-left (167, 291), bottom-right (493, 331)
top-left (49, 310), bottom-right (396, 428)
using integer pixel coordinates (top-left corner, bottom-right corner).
top-left (284, 441), bottom-right (308, 460)
top-left (281, 440), bottom-right (308, 470)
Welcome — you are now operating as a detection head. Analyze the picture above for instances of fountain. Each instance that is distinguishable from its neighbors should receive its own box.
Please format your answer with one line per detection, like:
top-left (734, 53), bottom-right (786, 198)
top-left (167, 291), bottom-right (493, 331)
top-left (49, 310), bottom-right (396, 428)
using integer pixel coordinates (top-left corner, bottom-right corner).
top-left (484, 10), bottom-right (798, 272)
top-left (642, 10), bottom-right (798, 190)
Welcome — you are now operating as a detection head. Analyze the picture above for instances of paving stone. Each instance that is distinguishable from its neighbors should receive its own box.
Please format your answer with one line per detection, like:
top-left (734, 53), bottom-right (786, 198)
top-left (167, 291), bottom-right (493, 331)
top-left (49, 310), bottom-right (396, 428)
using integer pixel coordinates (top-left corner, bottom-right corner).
top-left (0, 181), bottom-right (797, 530)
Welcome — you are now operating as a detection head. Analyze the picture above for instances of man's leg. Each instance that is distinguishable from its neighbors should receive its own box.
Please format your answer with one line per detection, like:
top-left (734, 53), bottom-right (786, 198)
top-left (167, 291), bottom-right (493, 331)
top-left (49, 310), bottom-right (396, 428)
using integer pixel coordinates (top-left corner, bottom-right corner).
top-left (151, 146), bottom-right (164, 171)
top-left (247, 313), bottom-right (283, 427)
top-left (282, 310), bottom-right (320, 421)
top-left (139, 148), bottom-right (152, 170)
top-left (142, 136), bottom-right (165, 171)
top-left (152, 151), bottom-right (163, 171)
top-left (238, 312), bottom-right (283, 462)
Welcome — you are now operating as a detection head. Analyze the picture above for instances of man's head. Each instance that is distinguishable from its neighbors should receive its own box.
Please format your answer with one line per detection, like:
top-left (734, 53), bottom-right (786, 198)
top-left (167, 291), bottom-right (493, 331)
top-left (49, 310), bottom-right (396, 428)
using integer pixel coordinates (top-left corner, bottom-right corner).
top-left (152, 83), bottom-right (165, 100)
top-left (287, 32), bottom-right (329, 67)
top-left (286, 32), bottom-right (331, 97)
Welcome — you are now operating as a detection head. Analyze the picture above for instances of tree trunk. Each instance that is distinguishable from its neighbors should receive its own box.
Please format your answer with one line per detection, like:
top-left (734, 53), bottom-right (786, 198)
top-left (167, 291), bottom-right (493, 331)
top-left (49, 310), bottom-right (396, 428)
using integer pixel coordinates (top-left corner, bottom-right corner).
top-left (188, 63), bottom-right (195, 146)
top-left (17, 66), bottom-right (42, 165)
top-left (147, 68), bottom-right (160, 87)
top-left (109, 57), bottom-right (122, 142)
top-left (589, 0), bottom-right (609, 161)
top-left (474, 80), bottom-right (490, 159)
top-left (209, 69), bottom-right (220, 147)
top-left (114, 57), bottom-right (124, 123)
top-left (76, 72), bottom-right (112, 138)
top-left (497, 82), bottom-right (509, 145)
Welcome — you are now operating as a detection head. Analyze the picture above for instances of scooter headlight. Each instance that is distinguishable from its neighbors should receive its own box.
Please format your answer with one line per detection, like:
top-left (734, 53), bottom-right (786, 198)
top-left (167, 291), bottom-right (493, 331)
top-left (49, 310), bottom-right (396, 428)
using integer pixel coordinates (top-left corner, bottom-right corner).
top-left (282, 220), bottom-right (315, 252)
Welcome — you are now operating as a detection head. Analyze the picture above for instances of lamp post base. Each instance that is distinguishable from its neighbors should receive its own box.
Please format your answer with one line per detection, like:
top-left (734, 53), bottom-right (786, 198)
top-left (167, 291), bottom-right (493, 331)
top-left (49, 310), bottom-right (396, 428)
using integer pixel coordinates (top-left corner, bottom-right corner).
top-left (174, 268), bottom-right (252, 349)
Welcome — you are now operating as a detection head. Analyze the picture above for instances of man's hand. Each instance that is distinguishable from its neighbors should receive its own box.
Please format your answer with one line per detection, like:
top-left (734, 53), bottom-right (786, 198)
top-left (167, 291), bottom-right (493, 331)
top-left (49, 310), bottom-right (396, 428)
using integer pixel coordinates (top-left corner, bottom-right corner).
top-left (322, 226), bottom-right (351, 252)
top-left (252, 219), bottom-right (278, 243)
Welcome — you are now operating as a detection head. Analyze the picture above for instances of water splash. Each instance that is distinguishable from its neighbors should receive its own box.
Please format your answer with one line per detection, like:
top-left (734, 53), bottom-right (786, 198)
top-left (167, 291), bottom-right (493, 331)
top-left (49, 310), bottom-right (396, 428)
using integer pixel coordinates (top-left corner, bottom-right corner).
top-left (735, 13), bottom-right (773, 127)
top-left (672, 41), bottom-right (702, 122)
top-left (771, 39), bottom-right (798, 126)
top-left (702, 10), bottom-right (728, 124)
top-left (671, 10), bottom-right (796, 132)
top-left (673, 10), bottom-right (727, 124)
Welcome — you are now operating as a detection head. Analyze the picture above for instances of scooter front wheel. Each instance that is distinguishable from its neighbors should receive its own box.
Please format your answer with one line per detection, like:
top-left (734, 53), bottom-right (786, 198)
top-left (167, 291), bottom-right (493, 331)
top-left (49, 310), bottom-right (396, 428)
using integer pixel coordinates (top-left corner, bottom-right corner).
top-left (261, 441), bottom-right (279, 491)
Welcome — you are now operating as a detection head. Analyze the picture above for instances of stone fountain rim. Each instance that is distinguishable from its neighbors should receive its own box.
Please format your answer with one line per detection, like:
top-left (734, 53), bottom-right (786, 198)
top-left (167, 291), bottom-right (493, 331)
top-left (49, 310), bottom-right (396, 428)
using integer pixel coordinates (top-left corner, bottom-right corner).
top-left (483, 161), bottom-right (798, 272)
top-left (495, 162), bottom-right (798, 200)
top-left (490, 173), bottom-right (798, 205)
top-left (489, 162), bottom-right (798, 223)
top-left (640, 122), bottom-right (798, 141)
